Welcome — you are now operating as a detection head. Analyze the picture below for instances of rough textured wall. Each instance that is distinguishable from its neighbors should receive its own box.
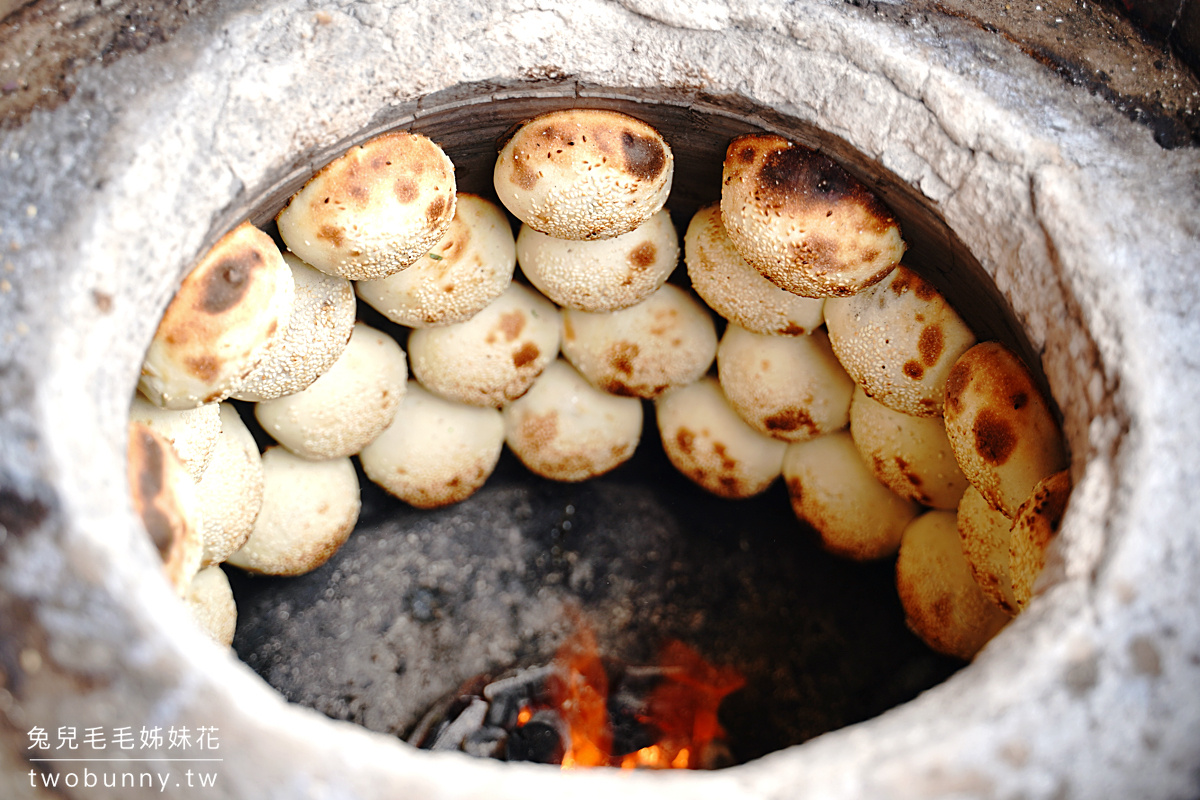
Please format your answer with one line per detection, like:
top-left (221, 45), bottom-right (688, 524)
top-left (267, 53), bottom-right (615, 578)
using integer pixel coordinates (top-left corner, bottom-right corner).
top-left (0, 1), bottom-right (1198, 799)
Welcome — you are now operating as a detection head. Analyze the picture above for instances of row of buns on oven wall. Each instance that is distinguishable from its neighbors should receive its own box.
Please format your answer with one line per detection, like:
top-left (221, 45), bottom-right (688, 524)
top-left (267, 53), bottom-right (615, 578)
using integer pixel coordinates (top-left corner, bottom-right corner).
top-left (128, 108), bottom-right (1069, 662)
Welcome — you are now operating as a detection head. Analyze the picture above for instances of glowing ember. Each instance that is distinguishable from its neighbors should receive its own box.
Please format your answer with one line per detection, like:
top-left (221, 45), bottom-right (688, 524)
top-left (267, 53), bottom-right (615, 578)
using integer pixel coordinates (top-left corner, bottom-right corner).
top-left (547, 624), bottom-right (611, 769)
top-left (546, 626), bottom-right (744, 770)
top-left (407, 619), bottom-right (745, 767)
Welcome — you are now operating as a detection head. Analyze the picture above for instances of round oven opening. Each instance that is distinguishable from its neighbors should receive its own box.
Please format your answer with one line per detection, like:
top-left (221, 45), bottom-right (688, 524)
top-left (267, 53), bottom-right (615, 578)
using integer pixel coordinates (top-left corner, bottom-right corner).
top-left (162, 87), bottom-right (1062, 769)
top-left (10, 0), bottom-right (1197, 794)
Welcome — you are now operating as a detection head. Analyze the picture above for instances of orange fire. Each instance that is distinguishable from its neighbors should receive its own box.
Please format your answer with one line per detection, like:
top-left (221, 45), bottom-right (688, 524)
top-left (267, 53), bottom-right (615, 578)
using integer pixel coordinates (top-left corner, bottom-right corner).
top-left (548, 624), bottom-right (611, 769)
top-left (544, 625), bottom-right (744, 770)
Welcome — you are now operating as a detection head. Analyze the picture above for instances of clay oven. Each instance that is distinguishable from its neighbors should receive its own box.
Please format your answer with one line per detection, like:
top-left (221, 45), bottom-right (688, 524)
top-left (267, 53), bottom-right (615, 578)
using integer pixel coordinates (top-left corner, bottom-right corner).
top-left (1, 1), bottom-right (1199, 798)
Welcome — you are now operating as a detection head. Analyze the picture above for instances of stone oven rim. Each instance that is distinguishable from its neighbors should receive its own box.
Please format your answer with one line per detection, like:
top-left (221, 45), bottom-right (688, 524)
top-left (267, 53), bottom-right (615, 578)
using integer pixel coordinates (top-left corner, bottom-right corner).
top-left (1, 1), bottom-right (1198, 798)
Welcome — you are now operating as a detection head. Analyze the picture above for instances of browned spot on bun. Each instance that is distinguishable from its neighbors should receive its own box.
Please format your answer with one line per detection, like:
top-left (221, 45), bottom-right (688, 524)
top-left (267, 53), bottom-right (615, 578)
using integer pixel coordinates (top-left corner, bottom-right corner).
top-left (135, 429), bottom-right (165, 502)
top-left (318, 225), bottom-right (345, 247)
top-left (919, 324), bottom-right (944, 366)
top-left (712, 441), bottom-right (738, 471)
top-left (199, 250), bottom-right (261, 315)
top-left (538, 123), bottom-right (564, 142)
top-left (621, 131), bottom-right (666, 181)
top-left (716, 475), bottom-right (741, 496)
top-left (929, 595), bottom-right (954, 629)
top-left (903, 359), bottom-right (925, 380)
top-left (888, 267), bottom-right (939, 301)
top-left (742, 141), bottom-right (894, 236)
top-left (515, 123), bottom-right (573, 161)
top-left (187, 355), bottom-right (221, 382)
top-left (394, 178), bottom-right (418, 203)
top-left (649, 308), bottom-right (679, 337)
top-left (603, 378), bottom-right (636, 397)
top-left (1012, 470), bottom-right (1071, 608)
top-left (512, 157), bottom-right (538, 190)
top-left (346, 181), bottom-right (370, 203)
top-left (945, 360), bottom-right (971, 414)
top-left (132, 430), bottom-right (173, 558)
top-left (780, 323), bottom-right (808, 335)
top-left (512, 342), bottom-right (540, 368)
top-left (676, 427), bottom-right (695, 454)
top-left (520, 410), bottom-right (558, 449)
top-left (609, 341), bottom-right (639, 375)
top-left (426, 196), bottom-right (448, 224)
top-left (764, 407), bottom-right (816, 433)
top-left (738, 145), bottom-right (756, 164)
top-left (973, 408), bottom-right (1017, 465)
top-left (757, 145), bottom-right (850, 208)
top-left (629, 242), bottom-right (657, 269)
top-left (497, 310), bottom-right (526, 342)
top-left (786, 235), bottom-right (840, 276)
top-left (895, 456), bottom-right (923, 488)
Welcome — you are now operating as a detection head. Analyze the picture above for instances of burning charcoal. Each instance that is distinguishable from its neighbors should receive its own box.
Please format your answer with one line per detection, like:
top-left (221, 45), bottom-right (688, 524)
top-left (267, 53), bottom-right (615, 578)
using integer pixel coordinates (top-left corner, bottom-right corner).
top-left (618, 664), bottom-right (683, 690)
top-left (406, 674), bottom-right (490, 748)
top-left (406, 697), bottom-right (457, 749)
top-left (431, 698), bottom-right (490, 752)
top-left (607, 664), bottom-right (674, 756)
top-left (406, 635), bottom-right (744, 769)
top-left (609, 703), bottom-right (660, 757)
top-left (462, 726), bottom-right (509, 760)
top-left (483, 664), bottom-right (556, 729)
top-left (506, 709), bottom-right (570, 764)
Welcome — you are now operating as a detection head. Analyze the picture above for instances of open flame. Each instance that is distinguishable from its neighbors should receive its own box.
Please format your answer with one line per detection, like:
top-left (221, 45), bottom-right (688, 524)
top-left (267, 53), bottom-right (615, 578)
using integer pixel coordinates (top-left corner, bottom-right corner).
top-left (524, 624), bottom-right (744, 770)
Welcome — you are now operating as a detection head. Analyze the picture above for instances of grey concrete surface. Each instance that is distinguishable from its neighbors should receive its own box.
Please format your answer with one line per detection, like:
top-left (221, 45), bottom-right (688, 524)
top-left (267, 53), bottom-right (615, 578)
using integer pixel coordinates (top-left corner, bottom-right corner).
top-left (0, 1), bottom-right (1198, 798)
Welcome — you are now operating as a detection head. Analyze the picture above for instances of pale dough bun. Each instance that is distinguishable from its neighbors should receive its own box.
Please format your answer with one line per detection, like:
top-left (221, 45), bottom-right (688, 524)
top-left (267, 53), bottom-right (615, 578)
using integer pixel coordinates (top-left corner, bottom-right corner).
top-left (825, 266), bottom-right (976, 418)
top-left (943, 342), bottom-right (1068, 517)
top-left (516, 208), bottom-right (679, 312)
top-left (195, 404), bottom-right (264, 567)
top-left (720, 134), bottom-right (904, 298)
top-left (849, 385), bottom-right (970, 510)
top-left (656, 376), bottom-right (786, 499)
top-left (407, 282), bottom-right (560, 408)
top-left (226, 447), bottom-right (360, 576)
top-left (356, 193), bottom-right (516, 328)
top-left (139, 221), bottom-right (295, 409)
top-left (717, 324), bottom-right (854, 443)
top-left (685, 203), bottom-right (824, 336)
top-left (956, 485), bottom-right (1020, 616)
top-left (896, 510), bottom-right (1011, 660)
top-left (129, 395), bottom-right (221, 482)
top-left (183, 566), bottom-right (237, 648)
top-left (560, 283), bottom-right (717, 399)
top-left (255, 322), bottom-right (408, 460)
top-left (503, 359), bottom-right (643, 482)
top-left (231, 253), bottom-right (356, 402)
top-left (359, 380), bottom-right (505, 509)
top-left (277, 130), bottom-right (456, 281)
top-left (1010, 470), bottom-right (1071, 611)
top-left (783, 431), bottom-right (920, 560)
top-left (494, 108), bottom-right (673, 240)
